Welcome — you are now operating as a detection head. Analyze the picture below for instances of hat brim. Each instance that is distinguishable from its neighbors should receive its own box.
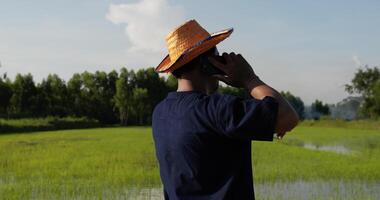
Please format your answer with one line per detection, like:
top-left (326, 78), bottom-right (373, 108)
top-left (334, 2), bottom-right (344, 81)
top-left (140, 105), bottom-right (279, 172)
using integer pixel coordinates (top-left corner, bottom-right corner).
top-left (155, 28), bottom-right (233, 73)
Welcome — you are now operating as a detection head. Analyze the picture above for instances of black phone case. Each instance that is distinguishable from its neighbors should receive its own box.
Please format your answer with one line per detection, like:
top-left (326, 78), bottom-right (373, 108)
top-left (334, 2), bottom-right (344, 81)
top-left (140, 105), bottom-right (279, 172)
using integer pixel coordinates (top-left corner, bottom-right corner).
top-left (201, 56), bottom-right (226, 76)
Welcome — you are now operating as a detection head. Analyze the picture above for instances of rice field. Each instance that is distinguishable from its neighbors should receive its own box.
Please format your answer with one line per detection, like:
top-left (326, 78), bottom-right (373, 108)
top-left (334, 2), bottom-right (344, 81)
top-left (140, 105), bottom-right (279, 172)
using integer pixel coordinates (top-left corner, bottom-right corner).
top-left (0, 126), bottom-right (379, 199)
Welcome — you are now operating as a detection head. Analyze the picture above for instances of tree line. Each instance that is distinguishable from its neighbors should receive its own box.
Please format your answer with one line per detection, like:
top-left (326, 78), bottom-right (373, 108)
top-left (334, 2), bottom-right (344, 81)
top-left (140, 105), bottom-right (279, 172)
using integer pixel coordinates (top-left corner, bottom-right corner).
top-left (0, 67), bottom-right (304, 125)
top-left (0, 65), bottom-right (378, 125)
top-left (0, 68), bottom-right (175, 125)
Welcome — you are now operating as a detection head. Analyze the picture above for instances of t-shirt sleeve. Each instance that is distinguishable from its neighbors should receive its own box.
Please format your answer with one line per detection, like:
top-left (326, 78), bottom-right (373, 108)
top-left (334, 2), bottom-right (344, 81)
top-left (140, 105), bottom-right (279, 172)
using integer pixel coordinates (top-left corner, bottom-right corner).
top-left (210, 94), bottom-right (279, 141)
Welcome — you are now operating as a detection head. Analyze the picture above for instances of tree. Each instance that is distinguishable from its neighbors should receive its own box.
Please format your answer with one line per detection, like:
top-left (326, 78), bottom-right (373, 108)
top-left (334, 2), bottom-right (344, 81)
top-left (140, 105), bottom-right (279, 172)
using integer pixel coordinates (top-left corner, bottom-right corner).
top-left (114, 68), bottom-right (135, 125)
top-left (166, 74), bottom-right (178, 91)
top-left (93, 70), bottom-right (118, 123)
top-left (365, 80), bottom-right (380, 118)
top-left (78, 71), bottom-right (118, 123)
top-left (0, 77), bottom-right (12, 117)
top-left (310, 99), bottom-right (330, 119)
top-left (345, 66), bottom-right (380, 118)
top-left (38, 74), bottom-right (68, 116)
top-left (66, 71), bottom-right (118, 123)
top-left (330, 96), bottom-right (362, 120)
top-left (218, 85), bottom-right (248, 98)
top-left (134, 68), bottom-right (168, 124)
top-left (280, 91), bottom-right (305, 120)
top-left (130, 87), bottom-right (150, 125)
top-left (67, 73), bottom-right (85, 117)
top-left (8, 74), bottom-right (38, 117)
top-left (75, 71), bottom-right (96, 120)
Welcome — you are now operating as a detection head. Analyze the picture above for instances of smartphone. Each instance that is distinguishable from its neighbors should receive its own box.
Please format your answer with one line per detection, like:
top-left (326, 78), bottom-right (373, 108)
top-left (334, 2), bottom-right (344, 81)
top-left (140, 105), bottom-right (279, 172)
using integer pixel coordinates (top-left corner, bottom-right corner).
top-left (200, 55), bottom-right (226, 76)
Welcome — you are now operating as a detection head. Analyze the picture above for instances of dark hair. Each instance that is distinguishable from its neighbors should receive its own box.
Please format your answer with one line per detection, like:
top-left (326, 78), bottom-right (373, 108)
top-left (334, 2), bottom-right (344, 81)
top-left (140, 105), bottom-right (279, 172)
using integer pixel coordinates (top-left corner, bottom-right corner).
top-left (171, 56), bottom-right (201, 78)
top-left (171, 47), bottom-right (217, 78)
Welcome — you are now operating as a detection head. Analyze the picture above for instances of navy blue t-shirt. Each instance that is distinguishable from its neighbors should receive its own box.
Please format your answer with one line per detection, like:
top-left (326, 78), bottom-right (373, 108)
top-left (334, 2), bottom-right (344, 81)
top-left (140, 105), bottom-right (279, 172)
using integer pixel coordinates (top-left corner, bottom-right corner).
top-left (152, 90), bottom-right (278, 200)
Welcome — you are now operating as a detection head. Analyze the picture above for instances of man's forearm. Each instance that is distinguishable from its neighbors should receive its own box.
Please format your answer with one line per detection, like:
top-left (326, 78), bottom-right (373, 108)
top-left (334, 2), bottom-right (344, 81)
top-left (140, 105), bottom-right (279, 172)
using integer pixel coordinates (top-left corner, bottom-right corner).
top-left (244, 78), bottom-right (299, 136)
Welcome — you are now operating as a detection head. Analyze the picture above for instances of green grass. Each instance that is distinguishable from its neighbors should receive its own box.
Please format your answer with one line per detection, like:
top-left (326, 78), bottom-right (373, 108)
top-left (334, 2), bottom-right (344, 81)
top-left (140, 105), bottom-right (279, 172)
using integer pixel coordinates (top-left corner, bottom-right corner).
top-left (300, 118), bottom-right (380, 130)
top-left (252, 126), bottom-right (380, 182)
top-left (0, 126), bottom-right (379, 199)
top-left (0, 127), bottom-right (160, 199)
top-left (0, 117), bottom-right (101, 134)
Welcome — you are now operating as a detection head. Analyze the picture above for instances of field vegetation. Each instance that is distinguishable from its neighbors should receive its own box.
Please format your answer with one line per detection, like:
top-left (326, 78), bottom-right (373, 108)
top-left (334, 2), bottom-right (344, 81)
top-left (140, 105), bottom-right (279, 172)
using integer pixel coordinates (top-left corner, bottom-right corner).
top-left (0, 123), bottom-right (379, 199)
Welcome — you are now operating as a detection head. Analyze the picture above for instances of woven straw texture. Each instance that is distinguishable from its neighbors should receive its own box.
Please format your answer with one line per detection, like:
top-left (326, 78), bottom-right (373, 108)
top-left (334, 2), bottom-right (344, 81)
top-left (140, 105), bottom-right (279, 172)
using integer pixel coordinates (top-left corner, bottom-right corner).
top-left (155, 19), bottom-right (233, 73)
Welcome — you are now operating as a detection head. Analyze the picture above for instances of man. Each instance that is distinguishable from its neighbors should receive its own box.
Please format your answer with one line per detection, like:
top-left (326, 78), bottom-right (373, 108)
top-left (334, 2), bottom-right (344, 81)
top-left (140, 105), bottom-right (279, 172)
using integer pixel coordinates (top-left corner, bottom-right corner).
top-left (152, 19), bottom-right (299, 200)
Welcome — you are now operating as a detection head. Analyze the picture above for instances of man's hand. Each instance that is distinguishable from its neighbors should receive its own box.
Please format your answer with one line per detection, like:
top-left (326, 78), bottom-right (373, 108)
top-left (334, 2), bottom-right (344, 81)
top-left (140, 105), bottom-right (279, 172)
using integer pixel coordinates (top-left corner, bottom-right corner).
top-left (208, 52), bottom-right (260, 89)
top-left (209, 52), bottom-right (299, 139)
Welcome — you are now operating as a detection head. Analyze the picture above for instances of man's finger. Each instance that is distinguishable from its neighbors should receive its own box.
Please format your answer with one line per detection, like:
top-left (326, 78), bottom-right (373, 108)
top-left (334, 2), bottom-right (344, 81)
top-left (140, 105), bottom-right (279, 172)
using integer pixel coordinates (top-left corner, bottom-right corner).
top-left (276, 131), bottom-right (287, 139)
top-left (229, 52), bottom-right (237, 61)
top-left (222, 52), bottom-right (233, 63)
top-left (236, 53), bottom-right (248, 63)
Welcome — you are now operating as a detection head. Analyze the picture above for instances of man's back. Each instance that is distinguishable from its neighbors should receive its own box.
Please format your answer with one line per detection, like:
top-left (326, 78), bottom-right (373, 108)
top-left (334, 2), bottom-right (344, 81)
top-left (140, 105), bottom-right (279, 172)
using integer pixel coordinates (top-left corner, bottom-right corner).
top-left (152, 91), bottom-right (278, 200)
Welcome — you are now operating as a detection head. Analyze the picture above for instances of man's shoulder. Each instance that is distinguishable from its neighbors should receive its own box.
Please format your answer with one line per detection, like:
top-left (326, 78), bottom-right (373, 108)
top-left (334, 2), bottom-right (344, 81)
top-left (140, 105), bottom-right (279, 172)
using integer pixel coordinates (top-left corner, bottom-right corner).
top-left (154, 98), bottom-right (166, 109)
top-left (152, 98), bottom-right (166, 118)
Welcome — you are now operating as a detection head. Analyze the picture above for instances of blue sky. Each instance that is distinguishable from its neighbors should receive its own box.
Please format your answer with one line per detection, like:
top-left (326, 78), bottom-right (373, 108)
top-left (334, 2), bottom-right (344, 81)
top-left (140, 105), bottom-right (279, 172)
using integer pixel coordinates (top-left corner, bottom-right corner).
top-left (1, 0), bottom-right (379, 104)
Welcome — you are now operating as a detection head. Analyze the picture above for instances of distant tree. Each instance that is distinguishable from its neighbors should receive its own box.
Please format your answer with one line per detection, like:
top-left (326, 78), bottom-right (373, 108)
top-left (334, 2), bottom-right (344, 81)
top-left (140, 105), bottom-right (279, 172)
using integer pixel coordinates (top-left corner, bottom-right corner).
top-left (345, 66), bottom-right (380, 118)
top-left (81, 71), bottom-right (118, 123)
top-left (218, 85), bottom-right (248, 98)
top-left (66, 71), bottom-right (118, 123)
top-left (311, 99), bottom-right (330, 119)
top-left (330, 96), bottom-right (362, 120)
top-left (0, 77), bottom-right (12, 117)
top-left (78, 71), bottom-right (97, 120)
top-left (107, 70), bottom-right (119, 102)
top-left (166, 74), bottom-right (178, 91)
top-left (67, 73), bottom-right (85, 117)
top-left (130, 87), bottom-right (150, 125)
top-left (97, 70), bottom-right (118, 123)
top-left (135, 68), bottom-right (168, 124)
top-left (345, 66), bottom-right (380, 96)
top-left (114, 68), bottom-right (135, 125)
top-left (38, 74), bottom-right (68, 116)
top-left (280, 91), bottom-right (305, 120)
top-left (365, 80), bottom-right (380, 118)
top-left (8, 74), bottom-right (38, 117)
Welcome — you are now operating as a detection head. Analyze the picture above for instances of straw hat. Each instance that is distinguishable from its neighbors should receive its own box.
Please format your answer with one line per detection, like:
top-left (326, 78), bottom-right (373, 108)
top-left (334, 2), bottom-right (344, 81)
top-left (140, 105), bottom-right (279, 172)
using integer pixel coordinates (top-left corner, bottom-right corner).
top-left (155, 19), bottom-right (233, 73)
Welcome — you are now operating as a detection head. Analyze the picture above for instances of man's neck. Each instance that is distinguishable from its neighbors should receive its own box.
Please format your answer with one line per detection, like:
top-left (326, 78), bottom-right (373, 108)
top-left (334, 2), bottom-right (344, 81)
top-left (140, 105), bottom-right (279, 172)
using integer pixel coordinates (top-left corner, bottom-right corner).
top-left (177, 78), bottom-right (207, 94)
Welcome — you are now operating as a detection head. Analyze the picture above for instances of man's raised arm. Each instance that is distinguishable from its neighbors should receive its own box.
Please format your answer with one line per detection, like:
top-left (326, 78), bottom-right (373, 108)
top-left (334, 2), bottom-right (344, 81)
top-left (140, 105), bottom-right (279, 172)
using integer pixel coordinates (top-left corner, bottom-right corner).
top-left (209, 52), bottom-right (299, 138)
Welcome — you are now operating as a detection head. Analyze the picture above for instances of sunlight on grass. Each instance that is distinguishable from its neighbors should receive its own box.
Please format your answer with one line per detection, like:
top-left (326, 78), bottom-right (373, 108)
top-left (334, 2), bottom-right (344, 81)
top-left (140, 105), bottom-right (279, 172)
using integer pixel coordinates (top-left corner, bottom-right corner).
top-left (0, 126), bottom-right (379, 199)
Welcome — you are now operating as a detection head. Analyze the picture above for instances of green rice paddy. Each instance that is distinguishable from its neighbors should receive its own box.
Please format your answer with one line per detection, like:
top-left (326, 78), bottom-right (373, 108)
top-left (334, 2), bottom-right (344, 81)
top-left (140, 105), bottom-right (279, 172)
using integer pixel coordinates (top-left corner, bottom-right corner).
top-left (0, 125), bottom-right (379, 199)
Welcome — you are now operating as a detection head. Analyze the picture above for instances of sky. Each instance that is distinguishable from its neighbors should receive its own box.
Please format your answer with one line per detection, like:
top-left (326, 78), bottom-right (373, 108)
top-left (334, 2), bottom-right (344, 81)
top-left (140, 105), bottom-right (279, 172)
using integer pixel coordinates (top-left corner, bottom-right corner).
top-left (1, 0), bottom-right (379, 104)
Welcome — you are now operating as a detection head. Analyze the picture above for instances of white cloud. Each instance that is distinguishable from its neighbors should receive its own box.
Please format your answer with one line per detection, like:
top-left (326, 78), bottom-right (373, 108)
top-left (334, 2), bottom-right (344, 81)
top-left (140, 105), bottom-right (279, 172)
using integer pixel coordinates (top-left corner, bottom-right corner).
top-left (352, 55), bottom-right (362, 67)
top-left (106, 0), bottom-right (185, 53)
